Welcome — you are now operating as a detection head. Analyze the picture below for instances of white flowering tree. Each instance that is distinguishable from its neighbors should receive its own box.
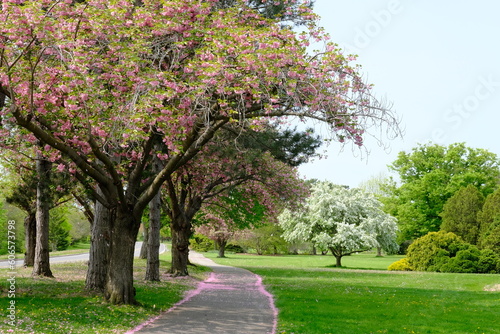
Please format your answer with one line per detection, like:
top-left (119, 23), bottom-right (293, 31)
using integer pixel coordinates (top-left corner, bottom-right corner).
top-left (279, 181), bottom-right (399, 267)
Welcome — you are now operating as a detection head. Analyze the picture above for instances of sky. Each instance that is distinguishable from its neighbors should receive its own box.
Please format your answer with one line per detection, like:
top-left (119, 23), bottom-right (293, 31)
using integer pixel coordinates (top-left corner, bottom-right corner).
top-left (297, 0), bottom-right (500, 188)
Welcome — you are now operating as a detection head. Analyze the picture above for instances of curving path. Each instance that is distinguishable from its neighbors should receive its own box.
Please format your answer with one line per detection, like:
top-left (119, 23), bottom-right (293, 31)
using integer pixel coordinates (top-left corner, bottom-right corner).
top-left (128, 251), bottom-right (277, 334)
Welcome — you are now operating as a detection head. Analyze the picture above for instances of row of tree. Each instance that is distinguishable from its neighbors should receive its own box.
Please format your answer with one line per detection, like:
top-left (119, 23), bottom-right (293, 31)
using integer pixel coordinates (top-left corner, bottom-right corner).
top-left (0, 0), bottom-right (400, 304)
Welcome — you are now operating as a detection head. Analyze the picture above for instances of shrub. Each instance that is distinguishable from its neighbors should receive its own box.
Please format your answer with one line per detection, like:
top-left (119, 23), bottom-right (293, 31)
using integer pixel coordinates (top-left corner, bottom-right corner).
top-left (407, 231), bottom-right (500, 273)
top-left (477, 249), bottom-right (500, 274)
top-left (388, 258), bottom-right (413, 271)
top-left (439, 246), bottom-right (481, 273)
top-left (407, 231), bottom-right (464, 271)
top-left (190, 234), bottom-right (214, 252)
top-left (225, 243), bottom-right (244, 253)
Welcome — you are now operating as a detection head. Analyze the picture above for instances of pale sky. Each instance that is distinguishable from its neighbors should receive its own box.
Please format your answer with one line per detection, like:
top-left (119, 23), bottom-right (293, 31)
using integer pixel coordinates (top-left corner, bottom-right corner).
top-left (298, 0), bottom-right (500, 187)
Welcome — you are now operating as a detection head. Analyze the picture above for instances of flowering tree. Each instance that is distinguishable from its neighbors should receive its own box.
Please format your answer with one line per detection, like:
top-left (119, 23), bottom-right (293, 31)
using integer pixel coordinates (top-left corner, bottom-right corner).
top-left (0, 0), bottom-right (400, 304)
top-left (165, 130), bottom-right (307, 275)
top-left (279, 181), bottom-right (399, 267)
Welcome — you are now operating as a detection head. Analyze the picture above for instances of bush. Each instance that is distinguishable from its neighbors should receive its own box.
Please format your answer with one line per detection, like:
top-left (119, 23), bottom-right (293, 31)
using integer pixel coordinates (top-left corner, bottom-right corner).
top-left (407, 231), bottom-right (464, 271)
top-left (225, 243), bottom-right (244, 253)
top-left (438, 247), bottom-right (481, 273)
top-left (388, 258), bottom-right (412, 271)
top-left (190, 234), bottom-right (214, 252)
top-left (477, 249), bottom-right (500, 273)
top-left (407, 231), bottom-right (500, 273)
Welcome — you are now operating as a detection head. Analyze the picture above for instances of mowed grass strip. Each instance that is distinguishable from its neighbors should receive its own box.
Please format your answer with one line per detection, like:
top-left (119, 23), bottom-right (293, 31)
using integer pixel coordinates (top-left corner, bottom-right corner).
top-left (206, 252), bottom-right (500, 334)
top-left (1, 253), bottom-right (210, 333)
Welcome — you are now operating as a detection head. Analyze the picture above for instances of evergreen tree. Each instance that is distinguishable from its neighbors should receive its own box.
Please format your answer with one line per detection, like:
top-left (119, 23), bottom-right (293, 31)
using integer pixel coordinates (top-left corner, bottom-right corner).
top-left (440, 184), bottom-right (484, 245)
top-left (478, 188), bottom-right (500, 253)
top-left (49, 206), bottom-right (72, 251)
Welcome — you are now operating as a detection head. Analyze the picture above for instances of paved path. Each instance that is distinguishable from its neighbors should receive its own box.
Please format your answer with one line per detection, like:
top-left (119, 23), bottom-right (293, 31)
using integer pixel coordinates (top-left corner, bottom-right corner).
top-left (128, 251), bottom-right (277, 334)
top-left (0, 242), bottom-right (166, 268)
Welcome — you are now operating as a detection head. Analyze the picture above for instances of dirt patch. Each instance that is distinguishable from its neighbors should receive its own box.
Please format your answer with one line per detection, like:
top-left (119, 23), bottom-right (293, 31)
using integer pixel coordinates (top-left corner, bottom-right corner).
top-left (484, 284), bottom-right (500, 291)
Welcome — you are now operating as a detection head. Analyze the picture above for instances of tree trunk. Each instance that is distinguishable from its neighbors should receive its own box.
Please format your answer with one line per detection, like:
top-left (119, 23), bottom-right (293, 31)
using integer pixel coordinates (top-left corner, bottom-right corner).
top-left (170, 216), bottom-right (191, 277)
top-left (217, 240), bottom-right (227, 258)
top-left (23, 212), bottom-right (36, 267)
top-left (32, 153), bottom-right (53, 277)
top-left (105, 208), bottom-right (140, 305)
top-left (145, 190), bottom-right (161, 281)
top-left (85, 187), bottom-right (111, 292)
top-left (376, 246), bottom-right (383, 257)
top-left (329, 247), bottom-right (343, 267)
top-left (139, 223), bottom-right (148, 259)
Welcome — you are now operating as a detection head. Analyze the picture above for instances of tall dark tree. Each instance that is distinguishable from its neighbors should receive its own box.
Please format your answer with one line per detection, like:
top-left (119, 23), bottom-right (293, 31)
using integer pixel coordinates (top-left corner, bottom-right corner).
top-left (440, 184), bottom-right (484, 245)
top-left (478, 188), bottom-right (500, 253)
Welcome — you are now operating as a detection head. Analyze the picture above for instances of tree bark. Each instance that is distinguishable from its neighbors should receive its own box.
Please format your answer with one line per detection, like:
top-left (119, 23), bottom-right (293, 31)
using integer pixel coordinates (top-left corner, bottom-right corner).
top-left (139, 223), bottom-right (148, 259)
top-left (104, 208), bottom-right (140, 305)
top-left (170, 216), bottom-right (191, 277)
top-left (145, 189), bottom-right (161, 281)
top-left (32, 152), bottom-right (53, 277)
top-left (376, 246), bottom-right (383, 257)
top-left (217, 240), bottom-right (227, 258)
top-left (329, 247), bottom-right (343, 267)
top-left (85, 186), bottom-right (111, 292)
top-left (23, 212), bottom-right (36, 267)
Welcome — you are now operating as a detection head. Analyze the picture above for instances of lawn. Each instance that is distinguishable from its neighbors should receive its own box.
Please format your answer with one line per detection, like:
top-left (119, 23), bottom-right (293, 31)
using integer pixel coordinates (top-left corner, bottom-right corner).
top-left (206, 252), bottom-right (500, 334)
top-left (0, 253), bottom-right (210, 333)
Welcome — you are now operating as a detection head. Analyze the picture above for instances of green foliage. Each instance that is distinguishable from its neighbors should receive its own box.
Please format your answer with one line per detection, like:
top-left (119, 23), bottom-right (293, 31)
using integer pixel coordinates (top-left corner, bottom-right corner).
top-left (387, 257), bottom-right (413, 271)
top-left (66, 205), bottom-right (91, 244)
top-left (236, 126), bottom-right (322, 167)
top-left (217, 189), bottom-right (267, 230)
top-left (0, 202), bottom-right (10, 255)
top-left (238, 223), bottom-right (288, 255)
top-left (225, 243), bottom-right (244, 253)
top-left (397, 240), bottom-right (413, 255)
top-left (49, 206), bottom-right (72, 251)
top-left (477, 189), bottom-right (500, 254)
top-left (478, 216), bottom-right (500, 254)
top-left (477, 249), bottom-right (500, 273)
top-left (440, 184), bottom-right (484, 244)
top-left (407, 231), bottom-right (500, 273)
top-left (383, 143), bottom-right (500, 241)
top-left (407, 231), bottom-right (467, 271)
top-left (190, 234), bottom-right (214, 252)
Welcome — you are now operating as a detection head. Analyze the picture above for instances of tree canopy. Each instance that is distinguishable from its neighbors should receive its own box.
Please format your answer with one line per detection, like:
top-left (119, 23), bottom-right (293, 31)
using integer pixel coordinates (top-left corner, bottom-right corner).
top-left (382, 143), bottom-right (500, 241)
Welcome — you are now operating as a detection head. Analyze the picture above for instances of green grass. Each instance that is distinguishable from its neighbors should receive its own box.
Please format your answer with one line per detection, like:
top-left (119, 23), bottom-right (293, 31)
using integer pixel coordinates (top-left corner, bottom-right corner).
top-left (206, 251), bottom-right (404, 270)
top-left (207, 252), bottom-right (500, 334)
top-left (1, 253), bottom-right (210, 333)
